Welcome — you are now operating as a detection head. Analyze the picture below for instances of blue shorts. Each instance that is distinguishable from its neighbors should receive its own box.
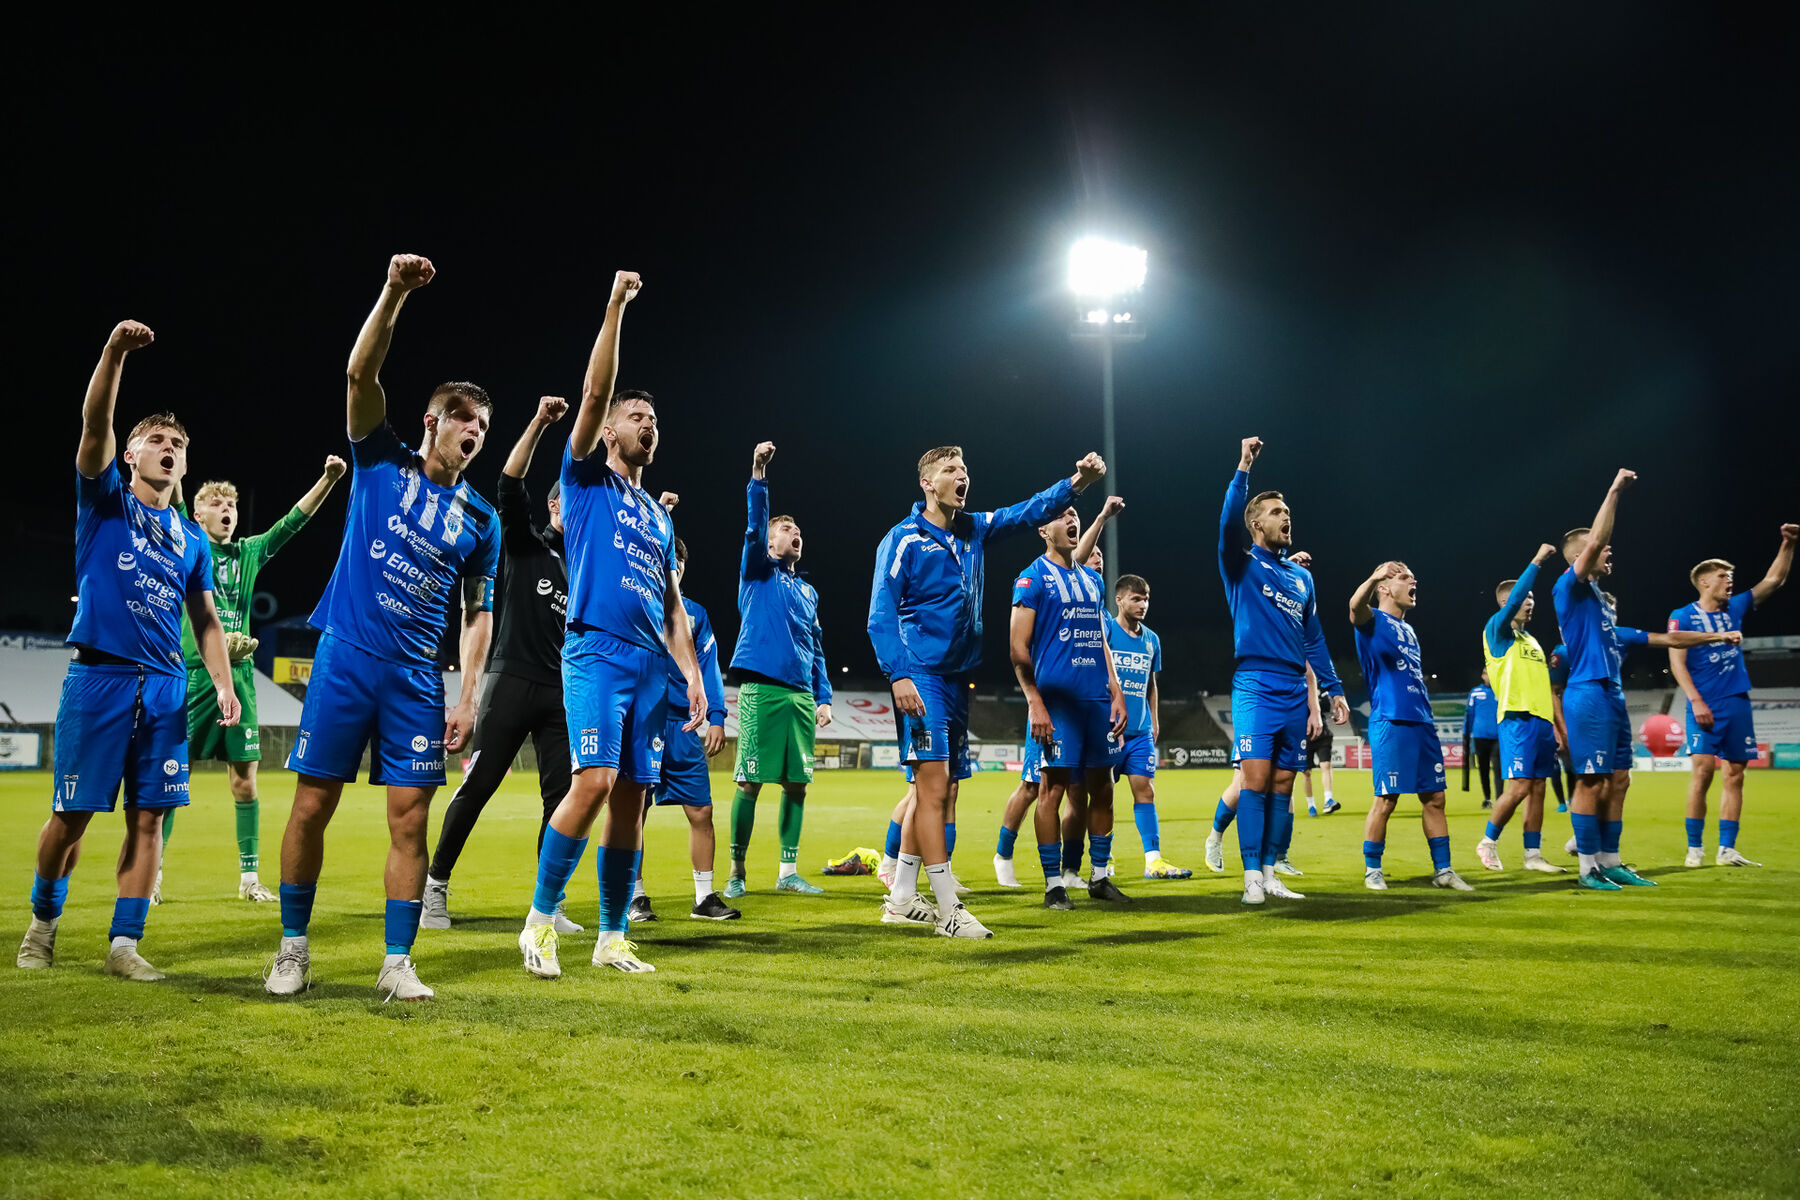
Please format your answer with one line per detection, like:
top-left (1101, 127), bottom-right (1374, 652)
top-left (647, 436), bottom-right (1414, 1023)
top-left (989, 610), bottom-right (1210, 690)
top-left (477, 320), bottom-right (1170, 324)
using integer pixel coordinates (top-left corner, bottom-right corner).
top-left (897, 672), bottom-right (969, 770)
top-left (903, 753), bottom-right (971, 785)
top-left (52, 662), bottom-right (190, 813)
top-left (653, 717), bottom-right (714, 806)
top-left (287, 633), bottom-right (447, 786)
top-left (1685, 694), bottom-right (1757, 762)
top-left (564, 629), bottom-right (667, 785)
top-left (1563, 680), bottom-right (1632, 776)
top-left (1019, 734), bottom-right (1042, 784)
top-left (1230, 670), bottom-right (1310, 772)
top-left (1042, 692), bottom-right (1121, 772)
top-left (1370, 717), bottom-right (1447, 797)
top-left (1115, 730), bottom-right (1157, 780)
top-left (1498, 713), bottom-right (1558, 781)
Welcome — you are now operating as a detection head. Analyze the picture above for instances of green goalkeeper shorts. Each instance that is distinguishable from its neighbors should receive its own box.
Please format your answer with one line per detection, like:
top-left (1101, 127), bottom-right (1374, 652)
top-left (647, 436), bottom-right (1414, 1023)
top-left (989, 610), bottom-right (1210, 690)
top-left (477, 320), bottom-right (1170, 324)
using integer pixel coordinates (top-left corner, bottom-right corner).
top-left (187, 661), bottom-right (262, 763)
top-left (733, 680), bottom-right (816, 784)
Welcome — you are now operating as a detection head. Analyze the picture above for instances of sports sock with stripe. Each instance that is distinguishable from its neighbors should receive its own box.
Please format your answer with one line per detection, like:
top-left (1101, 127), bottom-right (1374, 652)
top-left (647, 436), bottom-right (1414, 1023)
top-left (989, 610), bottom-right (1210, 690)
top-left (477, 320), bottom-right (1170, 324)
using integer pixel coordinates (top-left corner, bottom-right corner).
top-left (728, 788), bottom-right (756, 869)
top-left (1213, 799), bottom-right (1236, 834)
top-left (30, 874), bottom-right (69, 921)
top-left (777, 790), bottom-right (804, 874)
top-left (529, 827), bottom-right (587, 924)
top-left (995, 825), bottom-right (1018, 859)
top-left (279, 882), bottom-right (317, 937)
top-left (110, 896), bottom-right (150, 942)
top-left (384, 899), bottom-right (422, 955)
top-left (235, 799), bottom-right (259, 873)
top-left (1684, 817), bottom-right (1704, 849)
top-left (1719, 819), bottom-right (1739, 850)
top-left (1427, 836), bottom-right (1451, 872)
top-left (1038, 843), bottom-right (1062, 889)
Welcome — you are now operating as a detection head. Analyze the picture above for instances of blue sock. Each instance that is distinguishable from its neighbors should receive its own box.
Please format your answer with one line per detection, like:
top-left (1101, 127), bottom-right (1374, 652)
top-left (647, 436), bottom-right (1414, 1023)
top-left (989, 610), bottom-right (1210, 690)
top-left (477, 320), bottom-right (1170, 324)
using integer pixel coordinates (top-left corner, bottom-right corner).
top-left (1134, 802), bottom-right (1160, 855)
top-left (1719, 819), bottom-right (1739, 850)
top-left (597, 844), bottom-right (636, 933)
top-left (1523, 831), bottom-right (1542, 852)
top-left (887, 820), bottom-right (905, 859)
top-left (384, 899), bottom-right (422, 955)
top-left (279, 882), bottom-right (317, 938)
top-left (945, 822), bottom-right (957, 858)
top-left (1037, 843), bottom-right (1062, 884)
top-left (1062, 837), bottom-right (1083, 877)
top-left (1483, 821), bottom-right (1500, 841)
top-left (1272, 799), bottom-right (1295, 858)
top-left (634, 848), bottom-right (644, 888)
top-left (1570, 812), bottom-right (1600, 855)
top-left (532, 826), bottom-right (588, 916)
top-left (1363, 840), bottom-right (1385, 870)
top-left (29, 874), bottom-right (69, 922)
top-left (1259, 794), bottom-right (1287, 868)
top-left (1236, 790), bottom-right (1267, 871)
top-left (1090, 833), bottom-right (1113, 872)
top-left (996, 825), bottom-right (1018, 859)
top-left (1212, 799), bottom-right (1237, 834)
top-left (1427, 836), bottom-right (1451, 872)
top-left (1684, 817), bottom-right (1704, 848)
top-left (109, 896), bottom-right (150, 942)
top-left (1602, 820), bottom-right (1622, 855)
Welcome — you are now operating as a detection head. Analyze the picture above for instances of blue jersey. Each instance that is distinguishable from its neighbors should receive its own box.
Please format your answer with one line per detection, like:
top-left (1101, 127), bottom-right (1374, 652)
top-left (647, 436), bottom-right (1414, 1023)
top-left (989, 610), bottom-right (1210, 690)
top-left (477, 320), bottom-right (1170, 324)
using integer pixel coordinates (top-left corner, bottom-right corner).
top-left (68, 463), bottom-right (214, 675)
top-left (732, 478), bottom-right (831, 701)
top-left (868, 477), bottom-right (1076, 681)
top-left (1669, 593), bottom-right (1754, 704)
top-left (560, 446), bottom-right (675, 654)
top-left (1353, 610), bottom-right (1434, 724)
top-left (1548, 643), bottom-right (1570, 691)
top-left (1216, 470), bottom-right (1342, 695)
top-left (1464, 685), bottom-right (1498, 739)
top-left (665, 598), bottom-right (728, 727)
top-left (309, 423), bottom-right (498, 668)
top-left (1552, 567), bottom-right (1626, 686)
top-left (1013, 555), bottom-right (1111, 700)
top-left (1106, 613), bottom-right (1160, 736)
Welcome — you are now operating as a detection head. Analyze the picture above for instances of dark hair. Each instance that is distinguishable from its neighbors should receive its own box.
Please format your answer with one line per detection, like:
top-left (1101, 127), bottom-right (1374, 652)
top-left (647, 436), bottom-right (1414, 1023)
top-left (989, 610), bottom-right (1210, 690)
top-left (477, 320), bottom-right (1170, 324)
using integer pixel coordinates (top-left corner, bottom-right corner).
top-left (605, 388), bottom-right (656, 422)
top-left (1245, 489), bottom-right (1284, 531)
top-left (1115, 573), bottom-right (1149, 597)
top-left (547, 480), bottom-right (561, 504)
top-left (673, 535), bottom-right (688, 568)
top-left (428, 381), bottom-right (493, 417)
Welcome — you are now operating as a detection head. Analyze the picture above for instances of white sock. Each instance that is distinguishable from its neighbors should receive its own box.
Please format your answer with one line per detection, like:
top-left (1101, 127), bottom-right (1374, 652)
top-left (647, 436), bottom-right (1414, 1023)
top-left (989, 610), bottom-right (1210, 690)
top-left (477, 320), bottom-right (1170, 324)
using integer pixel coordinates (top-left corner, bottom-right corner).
top-left (1478, 836), bottom-right (1496, 847)
top-left (924, 862), bottom-right (960, 915)
top-left (598, 930), bottom-right (624, 949)
top-left (693, 870), bottom-right (713, 904)
top-left (425, 874), bottom-right (446, 889)
top-left (110, 936), bottom-right (137, 953)
top-left (632, 877), bottom-right (647, 900)
top-left (244, 871), bottom-right (263, 884)
top-left (526, 906), bottom-right (556, 927)
top-left (382, 951), bottom-right (407, 965)
top-left (1597, 850), bottom-right (1621, 869)
top-left (1324, 791), bottom-right (1333, 801)
top-left (1244, 869), bottom-right (1261, 888)
top-left (1578, 852), bottom-right (1597, 874)
top-left (893, 853), bottom-right (922, 902)
top-left (30, 915), bottom-right (57, 932)
top-left (1261, 865), bottom-right (1275, 886)
top-left (1145, 850), bottom-right (1159, 865)
top-left (879, 854), bottom-right (898, 877)
top-left (778, 861), bottom-right (798, 880)
top-left (1206, 828), bottom-right (1222, 844)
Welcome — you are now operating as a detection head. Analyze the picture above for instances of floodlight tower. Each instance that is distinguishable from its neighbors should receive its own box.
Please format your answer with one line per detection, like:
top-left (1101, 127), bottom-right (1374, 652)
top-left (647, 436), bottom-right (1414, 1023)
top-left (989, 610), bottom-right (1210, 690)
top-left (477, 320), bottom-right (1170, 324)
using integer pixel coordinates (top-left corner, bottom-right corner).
top-left (1067, 237), bottom-right (1147, 597)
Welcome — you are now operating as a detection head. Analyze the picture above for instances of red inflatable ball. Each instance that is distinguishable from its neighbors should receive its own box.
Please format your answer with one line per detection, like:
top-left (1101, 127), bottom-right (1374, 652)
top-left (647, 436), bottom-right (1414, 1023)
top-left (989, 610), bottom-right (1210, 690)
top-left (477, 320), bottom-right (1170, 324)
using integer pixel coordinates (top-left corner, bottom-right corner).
top-left (1640, 712), bottom-right (1684, 757)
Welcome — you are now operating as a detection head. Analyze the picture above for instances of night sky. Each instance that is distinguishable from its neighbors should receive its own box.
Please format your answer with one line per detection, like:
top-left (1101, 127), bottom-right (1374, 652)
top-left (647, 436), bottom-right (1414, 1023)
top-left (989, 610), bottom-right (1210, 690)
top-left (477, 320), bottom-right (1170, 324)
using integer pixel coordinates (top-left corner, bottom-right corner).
top-left (10, 8), bottom-right (1797, 695)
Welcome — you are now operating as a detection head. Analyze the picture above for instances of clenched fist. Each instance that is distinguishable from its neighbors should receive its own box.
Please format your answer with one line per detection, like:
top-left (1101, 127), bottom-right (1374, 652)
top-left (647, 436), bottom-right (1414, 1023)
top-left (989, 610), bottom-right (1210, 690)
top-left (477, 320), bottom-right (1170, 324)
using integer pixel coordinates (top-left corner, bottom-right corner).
top-left (1073, 452), bottom-right (1106, 490)
top-left (108, 320), bottom-right (155, 353)
top-left (323, 455), bottom-right (347, 482)
top-left (610, 271), bottom-right (643, 307)
top-left (535, 396), bottom-right (570, 424)
top-left (388, 254), bottom-right (435, 292)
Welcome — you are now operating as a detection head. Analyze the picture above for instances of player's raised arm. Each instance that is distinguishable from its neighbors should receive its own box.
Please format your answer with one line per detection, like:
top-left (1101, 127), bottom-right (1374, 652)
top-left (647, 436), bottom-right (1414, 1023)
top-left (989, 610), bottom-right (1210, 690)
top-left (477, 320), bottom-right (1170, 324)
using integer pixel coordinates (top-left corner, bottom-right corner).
top-left (983, 452), bottom-right (1105, 539)
top-left (1750, 524), bottom-right (1799, 606)
top-left (569, 271), bottom-right (642, 461)
top-left (1486, 545), bottom-right (1554, 651)
top-left (1219, 438), bottom-right (1261, 579)
top-left (505, 396), bottom-right (569, 480)
top-left (295, 455), bottom-right (348, 517)
top-left (77, 321), bottom-right (154, 478)
top-left (1573, 469), bottom-right (1635, 580)
top-left (744, 442), bottom-right (776, 581)
top-left (347, 254), bottom-right (435, 440)
top-left (1074, 495), bottom-right (1124, 566)
top-left (1641, 627), bottom-right (1743, 651)
top-left (663, 573), bottom-right (707, 733)
top-left (1349, 562), bottom-right (1395, 627)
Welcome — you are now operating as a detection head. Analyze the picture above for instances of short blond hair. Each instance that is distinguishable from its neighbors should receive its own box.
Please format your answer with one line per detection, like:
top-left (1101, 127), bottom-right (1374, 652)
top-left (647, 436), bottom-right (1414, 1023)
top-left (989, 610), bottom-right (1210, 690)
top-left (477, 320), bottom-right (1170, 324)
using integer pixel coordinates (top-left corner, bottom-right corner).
top-left (193, 481), bottom-right (238, 507)
top-left (1689, 558), bottom-right (1733, 587)
top-left (917, 445), bottom-right (963, 480)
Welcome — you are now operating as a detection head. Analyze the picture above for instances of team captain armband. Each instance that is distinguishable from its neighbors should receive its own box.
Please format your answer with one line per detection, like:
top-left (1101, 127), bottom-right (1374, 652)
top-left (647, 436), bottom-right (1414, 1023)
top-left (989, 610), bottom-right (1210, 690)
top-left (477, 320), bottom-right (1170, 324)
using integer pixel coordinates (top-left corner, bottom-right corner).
top-left (463, 575), bottom-right (496, 614)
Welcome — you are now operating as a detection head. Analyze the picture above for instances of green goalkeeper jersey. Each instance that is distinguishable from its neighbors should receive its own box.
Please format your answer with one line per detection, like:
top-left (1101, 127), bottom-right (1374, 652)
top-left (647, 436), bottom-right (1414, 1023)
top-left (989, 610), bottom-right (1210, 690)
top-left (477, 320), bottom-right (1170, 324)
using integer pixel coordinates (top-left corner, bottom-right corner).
top-left (181, 505), bottom-right (311, 671)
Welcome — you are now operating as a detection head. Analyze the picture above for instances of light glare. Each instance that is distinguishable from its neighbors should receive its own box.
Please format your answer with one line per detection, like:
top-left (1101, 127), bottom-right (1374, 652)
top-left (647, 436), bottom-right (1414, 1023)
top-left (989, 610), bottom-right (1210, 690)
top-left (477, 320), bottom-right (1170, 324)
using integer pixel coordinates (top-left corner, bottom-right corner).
top-left (1068, 237), bottom-right (1147, 298)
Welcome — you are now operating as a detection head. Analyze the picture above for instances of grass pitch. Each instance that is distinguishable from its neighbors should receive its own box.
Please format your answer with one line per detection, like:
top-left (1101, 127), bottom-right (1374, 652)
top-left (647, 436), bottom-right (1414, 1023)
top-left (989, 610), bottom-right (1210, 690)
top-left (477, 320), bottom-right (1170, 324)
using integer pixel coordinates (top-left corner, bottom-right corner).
top-left (1, 764), bottom-right (1796, 1199)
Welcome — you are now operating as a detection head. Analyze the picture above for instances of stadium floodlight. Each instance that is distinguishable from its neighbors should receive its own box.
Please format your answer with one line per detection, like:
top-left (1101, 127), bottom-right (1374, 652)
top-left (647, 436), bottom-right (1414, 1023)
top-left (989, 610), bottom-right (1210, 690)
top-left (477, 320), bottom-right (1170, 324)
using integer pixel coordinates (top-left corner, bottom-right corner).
top-left (1068, 237), bottom-right (1147, 298)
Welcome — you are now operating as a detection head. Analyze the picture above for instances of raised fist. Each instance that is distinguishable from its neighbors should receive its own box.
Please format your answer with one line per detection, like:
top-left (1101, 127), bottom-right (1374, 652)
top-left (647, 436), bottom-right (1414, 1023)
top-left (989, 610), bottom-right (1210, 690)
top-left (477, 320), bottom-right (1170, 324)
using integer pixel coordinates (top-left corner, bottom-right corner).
top-left (1101, 495), bottom-right (1126, 520)
top-left (753, 441), bottom-right (776, 470)
top-left (1534, 543), bottom-right (1556, 564)
top-left (108, 320), bottom-right (155, 352)
top-left (1073, 452), bottom-right (1106, 489)
top-left (388, 254), bottom-right (435, 292)
top-left (323, 455), bottom-right (347, 481)
top-left (658, 491), bottom-right (680, 511)
top-left (611, 271), bottom-right (643, 306)
top-left (1289, 550), bottom-right (1313, 569)
top-left (1240, 437), bottom-right (1265, 465)
top-left (1611, 468), bottom-right (1637, 491)
top-left (1781, 524), bottom-right (1798, 544)
top-left (536, 396), bottom-right (570, 424)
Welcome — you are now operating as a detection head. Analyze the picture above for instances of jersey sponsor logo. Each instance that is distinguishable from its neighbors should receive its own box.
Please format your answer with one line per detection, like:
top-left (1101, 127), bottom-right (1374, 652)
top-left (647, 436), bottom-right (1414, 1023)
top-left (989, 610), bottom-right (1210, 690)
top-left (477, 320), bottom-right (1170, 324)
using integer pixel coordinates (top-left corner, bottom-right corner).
top-left (536, 578), bottom-right (553, 595)
top-left (410, 758), bottom-right (445, 771)
top-left (117, 552), bottom-right (137, 571)
top-left (1071, 655), bottom-right (1097, 666)
top-left (384, 514), bottom-right (448, 562)
top-left (1260, 582), bottom-right (1305, 623)
top-left (369, 539), bottom-right (387, 558)
top-left (163, 758), bottom-right (180, 776)
top-left (1058, 627), bottom-right (1071, 642)
top-left (652, 735), bottom-right (664, 753)
top-left (376, 591), bottom-right (415, 616)
top-left (1017, 578), bottom-right (1033, 589)
top-left (127, 599), bottom-right (153, 618)
top-left (620, 574), bottom-right (659, 602)
top-left (410, 734), bottom-right (429, 753)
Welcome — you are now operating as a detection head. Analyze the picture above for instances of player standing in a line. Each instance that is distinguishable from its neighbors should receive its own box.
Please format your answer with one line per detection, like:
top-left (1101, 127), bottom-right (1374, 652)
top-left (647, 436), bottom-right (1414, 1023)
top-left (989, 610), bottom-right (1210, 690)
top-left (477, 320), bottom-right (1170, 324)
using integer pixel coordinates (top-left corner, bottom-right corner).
top-left (1011, 507), bottom-right (1131, 909)
top-left (870, 446), bottom-right (1106, 936)
top-left (421, 396), bottom-right (579, 931)
top-left (726, 441), bottom-right (833, 898)
top-left (632, 536), bottom-right (736, 921)
top-left (1669, 526), bottom-right (1794, 867)
top-left (1350, 562), bottom-right (1474, 893)
top-left (1218, 439), bottom-right (1347, 906)
top-left (1109, 572), bottom-right (1189, 880)
top-left (1461, 669), bottom-right (1500, 808)
top-left (1206, 666), bottom-right (1322, 872)
top-left (265, 256), bottom-right (500, 1001)
top-left (18, 321), bottom-right (240, 981)
top-left (516, 270), bottom-right (706, 980)
top-left (168, 456), bottom-right (345, 905)
top-left (1472, 546), bottom-right (1567, 874)
top-left (1553, 470), bottom-right (1738, 891)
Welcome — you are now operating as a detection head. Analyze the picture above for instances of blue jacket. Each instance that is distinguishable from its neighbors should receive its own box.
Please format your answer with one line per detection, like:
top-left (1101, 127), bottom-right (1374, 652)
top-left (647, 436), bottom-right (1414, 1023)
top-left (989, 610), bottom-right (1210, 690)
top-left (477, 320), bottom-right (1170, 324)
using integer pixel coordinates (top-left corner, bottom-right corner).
top-left (666, 597), bottom-right (729, 727)
top-left (731, 478), bottom-right (831, 702)
top-left (869, 477), bottom-right (1078, 681)
top-left (1217, 469), bottom-right (1343, 694)
top-left (1463, 685), bottom-right (1498, 739)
